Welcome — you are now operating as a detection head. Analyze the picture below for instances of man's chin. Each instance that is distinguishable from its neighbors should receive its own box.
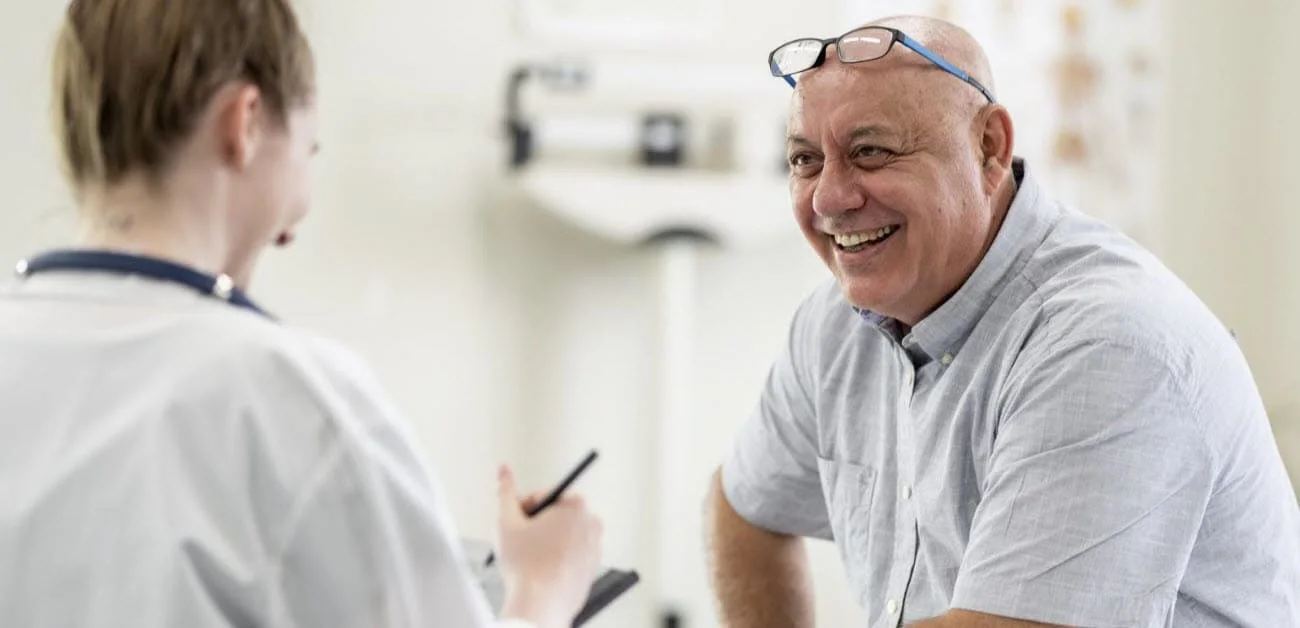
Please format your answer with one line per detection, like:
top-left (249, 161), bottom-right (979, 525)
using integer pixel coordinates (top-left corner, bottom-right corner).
top-left (837, 277), bottom-right (899, 317)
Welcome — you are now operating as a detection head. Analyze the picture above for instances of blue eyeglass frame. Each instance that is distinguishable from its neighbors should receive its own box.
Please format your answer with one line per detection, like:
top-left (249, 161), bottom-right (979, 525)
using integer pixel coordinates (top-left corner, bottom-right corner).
top-left (768, 26), bottom-right (996, 104)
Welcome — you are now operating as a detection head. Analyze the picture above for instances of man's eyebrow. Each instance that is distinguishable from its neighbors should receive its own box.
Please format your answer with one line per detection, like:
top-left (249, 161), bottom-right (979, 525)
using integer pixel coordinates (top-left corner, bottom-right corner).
top-left (786, 133), bottom-right (814, 148)
top-left (847, 125), bottom-right (899, 143)
top-left (786, 125), bottom-right (902, 148)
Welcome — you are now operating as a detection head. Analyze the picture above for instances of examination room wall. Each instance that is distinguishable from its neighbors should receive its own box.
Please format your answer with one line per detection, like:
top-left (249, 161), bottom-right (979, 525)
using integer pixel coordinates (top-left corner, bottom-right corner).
top-left (1157, 0), bottom-right (1300, 491)
top-left (1, 2), bottom-right (1297, 628)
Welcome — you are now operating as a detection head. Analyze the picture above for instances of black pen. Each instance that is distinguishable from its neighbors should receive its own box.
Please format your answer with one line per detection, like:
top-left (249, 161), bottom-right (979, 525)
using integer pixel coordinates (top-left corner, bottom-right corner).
top-left (484, 449), bottom-right (599, 567)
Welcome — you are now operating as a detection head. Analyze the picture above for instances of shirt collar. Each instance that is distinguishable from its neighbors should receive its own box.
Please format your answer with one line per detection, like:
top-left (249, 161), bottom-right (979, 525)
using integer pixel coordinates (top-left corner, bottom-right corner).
top-left (857, 158), bottom-right (1061, 365)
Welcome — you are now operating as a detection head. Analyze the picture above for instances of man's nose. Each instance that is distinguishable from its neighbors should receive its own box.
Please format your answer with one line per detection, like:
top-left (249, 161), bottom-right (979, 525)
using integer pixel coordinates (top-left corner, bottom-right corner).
top-left (811, 159), bottom-right (865, 219)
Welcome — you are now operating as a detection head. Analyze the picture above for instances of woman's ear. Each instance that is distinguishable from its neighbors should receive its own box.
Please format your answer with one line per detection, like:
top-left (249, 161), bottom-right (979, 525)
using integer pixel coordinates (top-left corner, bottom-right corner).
top-left (217, 84), bottom-right (265, 171)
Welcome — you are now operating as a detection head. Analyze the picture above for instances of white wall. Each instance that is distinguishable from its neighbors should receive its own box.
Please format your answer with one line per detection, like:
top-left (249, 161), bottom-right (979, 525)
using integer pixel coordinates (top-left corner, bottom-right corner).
top-left (1158, 0), bottom-right (1300, 488)
top-left (0, 2), bottom-right (77, 259)
top-left (1, 1), bottom-right (1296, 628)
top-left (1261, 0), bottom-right (1300, 481)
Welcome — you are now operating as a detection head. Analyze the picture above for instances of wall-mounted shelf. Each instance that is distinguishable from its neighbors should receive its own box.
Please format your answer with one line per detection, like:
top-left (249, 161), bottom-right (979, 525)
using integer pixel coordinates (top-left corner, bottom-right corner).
top-left (516, 165), bottom-right (792, 247)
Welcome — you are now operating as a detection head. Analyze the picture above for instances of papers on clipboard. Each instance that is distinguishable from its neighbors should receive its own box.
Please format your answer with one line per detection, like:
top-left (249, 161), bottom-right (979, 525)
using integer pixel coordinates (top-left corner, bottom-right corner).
top-left (461, 538), bottom-right (640, 626)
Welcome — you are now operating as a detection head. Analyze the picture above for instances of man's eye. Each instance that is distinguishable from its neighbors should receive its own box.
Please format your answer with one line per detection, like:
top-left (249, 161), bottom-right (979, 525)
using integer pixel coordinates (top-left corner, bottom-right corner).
top-left (789, 153), bottom-right (814, 167)
top-left (853, 145), bottom-right (892, 160)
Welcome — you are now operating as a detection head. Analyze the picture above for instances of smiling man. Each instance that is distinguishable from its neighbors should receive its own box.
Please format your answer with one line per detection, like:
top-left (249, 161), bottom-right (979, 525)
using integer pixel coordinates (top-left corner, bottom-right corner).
top-left (704, 15), bottom-right (1300, 628)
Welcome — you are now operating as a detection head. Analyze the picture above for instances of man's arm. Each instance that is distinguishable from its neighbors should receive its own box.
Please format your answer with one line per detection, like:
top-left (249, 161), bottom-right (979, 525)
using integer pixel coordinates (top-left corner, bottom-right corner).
top-left (705, 287), bottom-right (835, 625)
top-left (906, 610), bottom-right (1062, 627)
top-left (705, 469), bottom-right (815, 628)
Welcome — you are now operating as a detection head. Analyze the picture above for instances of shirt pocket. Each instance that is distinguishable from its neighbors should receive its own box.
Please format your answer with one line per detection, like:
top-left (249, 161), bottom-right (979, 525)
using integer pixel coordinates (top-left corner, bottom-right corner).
top-left (817, 457), bottom-right (878, 590)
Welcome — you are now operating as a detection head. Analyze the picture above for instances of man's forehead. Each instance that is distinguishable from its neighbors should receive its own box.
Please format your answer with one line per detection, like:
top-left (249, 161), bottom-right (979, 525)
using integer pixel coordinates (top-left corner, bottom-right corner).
top-left (787, 67), bottom-right (919, 141)
top-left (793, 53), bottom-right (923, 109)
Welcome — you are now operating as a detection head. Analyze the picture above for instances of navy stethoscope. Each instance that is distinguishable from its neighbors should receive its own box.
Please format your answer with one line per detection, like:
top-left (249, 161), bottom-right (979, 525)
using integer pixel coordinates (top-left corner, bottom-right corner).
top-left (14, 249), bottom-right (274, 319)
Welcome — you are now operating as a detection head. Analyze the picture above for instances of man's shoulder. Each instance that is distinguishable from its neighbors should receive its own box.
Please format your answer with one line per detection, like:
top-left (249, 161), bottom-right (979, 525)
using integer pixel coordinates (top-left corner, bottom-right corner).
top-left (1021, 211), bottom-right (1235, 366)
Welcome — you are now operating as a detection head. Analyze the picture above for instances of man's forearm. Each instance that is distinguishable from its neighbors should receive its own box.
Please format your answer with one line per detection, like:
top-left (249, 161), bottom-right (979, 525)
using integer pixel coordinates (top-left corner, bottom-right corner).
top-left (704, 469), bottom-right (815, 628)
top-left (906, 609), bottom-right (1063, 628)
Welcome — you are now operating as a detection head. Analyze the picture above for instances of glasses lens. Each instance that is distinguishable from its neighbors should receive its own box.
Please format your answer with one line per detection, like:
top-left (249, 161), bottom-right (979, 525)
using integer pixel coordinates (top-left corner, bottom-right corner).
top-left (837, 27), bottom-right (891, 63)
top-left (770, 39), bottom-right (824, 76)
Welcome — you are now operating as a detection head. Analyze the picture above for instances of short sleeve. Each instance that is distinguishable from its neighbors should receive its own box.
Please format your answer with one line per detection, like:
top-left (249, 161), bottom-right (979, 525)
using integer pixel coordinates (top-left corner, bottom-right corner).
top-left (951, 339), bottom-right (1215, 626)
top-left (722, 296), bottom-right (830, 539)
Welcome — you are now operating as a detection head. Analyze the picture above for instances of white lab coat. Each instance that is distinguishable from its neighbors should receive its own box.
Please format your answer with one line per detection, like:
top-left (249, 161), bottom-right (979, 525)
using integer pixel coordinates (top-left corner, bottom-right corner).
top-left (0, 270), bottom-right (532, 628)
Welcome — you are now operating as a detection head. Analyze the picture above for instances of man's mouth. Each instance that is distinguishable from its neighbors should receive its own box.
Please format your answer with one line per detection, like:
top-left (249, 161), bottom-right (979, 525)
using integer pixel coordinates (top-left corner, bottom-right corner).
top-left (832, 225), bottom-right (901, 253)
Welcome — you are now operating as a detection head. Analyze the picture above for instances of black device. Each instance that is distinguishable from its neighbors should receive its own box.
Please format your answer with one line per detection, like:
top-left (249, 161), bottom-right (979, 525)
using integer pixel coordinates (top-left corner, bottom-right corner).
top-left (639, 113), bottom-right (686, 166)
top-left (504, 61), bottom-right (590, 169)
top-left (574, 569), bottom-right (641, 626)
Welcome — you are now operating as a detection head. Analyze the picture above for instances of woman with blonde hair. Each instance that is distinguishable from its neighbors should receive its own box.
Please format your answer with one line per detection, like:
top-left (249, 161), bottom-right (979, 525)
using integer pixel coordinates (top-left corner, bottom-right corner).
top-left (0, 1), bottom-right (602, 627)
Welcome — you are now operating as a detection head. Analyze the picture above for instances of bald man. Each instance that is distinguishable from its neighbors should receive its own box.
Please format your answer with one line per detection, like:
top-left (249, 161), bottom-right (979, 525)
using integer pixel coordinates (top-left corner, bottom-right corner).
top-left (706, 16), bottom-right (1300, 628)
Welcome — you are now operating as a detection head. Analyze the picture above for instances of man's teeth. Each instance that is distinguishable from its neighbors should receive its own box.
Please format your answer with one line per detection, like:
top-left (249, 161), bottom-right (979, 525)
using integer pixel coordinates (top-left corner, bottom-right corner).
top-left (834, 225), bottom-right (899, 248)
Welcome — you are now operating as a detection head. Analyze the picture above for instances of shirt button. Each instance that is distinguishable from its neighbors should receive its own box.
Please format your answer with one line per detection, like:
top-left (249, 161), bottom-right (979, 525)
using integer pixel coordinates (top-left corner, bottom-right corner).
top-left (887, 599), bottom-right (898, 615)
top-left (941, 352), bottom-right (954, 365)
top-left (903, 485), bottom-right (913, 500)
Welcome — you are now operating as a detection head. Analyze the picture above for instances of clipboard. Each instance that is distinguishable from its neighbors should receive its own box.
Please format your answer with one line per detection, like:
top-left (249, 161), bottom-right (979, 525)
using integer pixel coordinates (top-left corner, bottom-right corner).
top-left (461, 538), bottom-right (640, 626)
top-left (573, 568), bottom-right (641, 626)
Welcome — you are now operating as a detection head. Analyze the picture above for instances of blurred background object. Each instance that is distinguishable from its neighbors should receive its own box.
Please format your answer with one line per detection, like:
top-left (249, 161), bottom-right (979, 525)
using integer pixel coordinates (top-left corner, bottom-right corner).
top-left (1, 0), bottom-right (1297, 627)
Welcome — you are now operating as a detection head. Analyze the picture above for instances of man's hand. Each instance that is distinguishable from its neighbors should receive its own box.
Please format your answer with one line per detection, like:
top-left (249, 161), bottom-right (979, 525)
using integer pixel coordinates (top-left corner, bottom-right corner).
top-left (704, 468), bottom-right (816, 628)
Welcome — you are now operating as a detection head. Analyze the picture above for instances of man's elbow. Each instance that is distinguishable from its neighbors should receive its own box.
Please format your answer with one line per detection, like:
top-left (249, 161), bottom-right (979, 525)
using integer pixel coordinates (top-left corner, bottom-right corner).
top-left (704, 467), bottom-right (730, 540)
top-left (907, 609), bottom-right (1066, 628)
top-left (705, 466), bottom-right (751, 538)
top-left (705, 466), bottom-right (797, 544)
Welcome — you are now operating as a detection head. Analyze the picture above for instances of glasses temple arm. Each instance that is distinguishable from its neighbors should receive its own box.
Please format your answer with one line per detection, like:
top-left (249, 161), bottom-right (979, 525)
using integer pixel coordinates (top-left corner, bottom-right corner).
top-left (897, 34), bottom-right (996, 103)
top-left (967, 78), bottom-right (996, 104)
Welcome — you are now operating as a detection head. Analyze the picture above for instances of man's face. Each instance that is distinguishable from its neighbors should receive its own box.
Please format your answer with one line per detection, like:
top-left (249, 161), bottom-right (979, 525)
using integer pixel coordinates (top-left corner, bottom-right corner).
top-left (786, 54), bottom-right (998, 324)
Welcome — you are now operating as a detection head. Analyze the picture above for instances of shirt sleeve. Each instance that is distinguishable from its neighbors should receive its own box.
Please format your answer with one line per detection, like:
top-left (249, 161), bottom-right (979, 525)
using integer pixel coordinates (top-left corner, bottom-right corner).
top-left (265, 338), bottom-right (516, 628)
top-left (721, 296), bottom-right (831, 539)
top-left (950, 338), bottom-right (1216, 627)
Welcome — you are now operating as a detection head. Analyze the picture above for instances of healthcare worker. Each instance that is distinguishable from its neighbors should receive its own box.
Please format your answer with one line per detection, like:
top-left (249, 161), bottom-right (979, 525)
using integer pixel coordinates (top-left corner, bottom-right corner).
top-left (0, 1), bottom-right (602, 627)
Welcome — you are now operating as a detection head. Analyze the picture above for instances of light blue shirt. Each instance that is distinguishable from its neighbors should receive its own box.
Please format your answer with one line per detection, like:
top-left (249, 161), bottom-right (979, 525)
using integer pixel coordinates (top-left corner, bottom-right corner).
top-left (723, 159), bottom-right (1300, 626)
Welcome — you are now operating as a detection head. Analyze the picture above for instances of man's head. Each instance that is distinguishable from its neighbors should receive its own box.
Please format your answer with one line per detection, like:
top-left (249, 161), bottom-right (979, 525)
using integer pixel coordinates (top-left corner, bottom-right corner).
top-left (781, 16), bottom-right (1016, 325)
top-left (52, 0), bottom-right (317, 263)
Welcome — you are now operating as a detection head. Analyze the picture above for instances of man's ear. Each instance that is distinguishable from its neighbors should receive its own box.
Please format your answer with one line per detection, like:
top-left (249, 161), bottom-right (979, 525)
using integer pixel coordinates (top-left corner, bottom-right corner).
top-left (977, 105), bottom-right (1015, 195)
top-left (217, 84), bottom-right (264, 171)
